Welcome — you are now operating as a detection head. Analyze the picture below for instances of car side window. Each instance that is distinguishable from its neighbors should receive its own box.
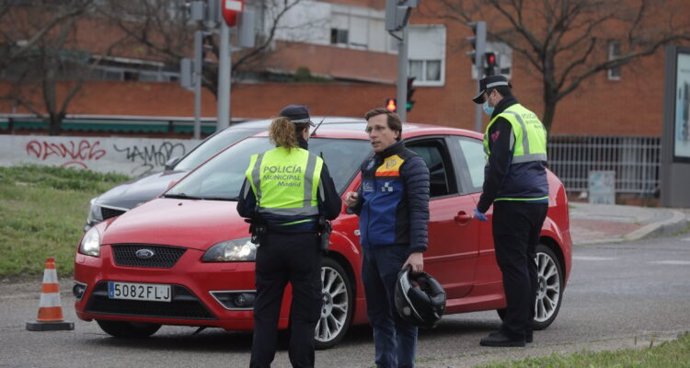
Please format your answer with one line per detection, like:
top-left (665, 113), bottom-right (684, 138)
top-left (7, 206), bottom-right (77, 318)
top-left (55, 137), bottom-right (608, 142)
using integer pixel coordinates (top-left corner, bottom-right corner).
top-left (455, 137), bottom-right (486, 193)
top-left (407, 138), bottom-right (457, 198)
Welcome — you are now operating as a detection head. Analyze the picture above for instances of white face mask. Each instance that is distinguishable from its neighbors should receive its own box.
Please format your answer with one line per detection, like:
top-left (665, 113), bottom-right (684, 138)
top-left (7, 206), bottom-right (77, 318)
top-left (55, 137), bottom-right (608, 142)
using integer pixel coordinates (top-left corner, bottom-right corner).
top-left (482, 101), bottom-right (494, 117)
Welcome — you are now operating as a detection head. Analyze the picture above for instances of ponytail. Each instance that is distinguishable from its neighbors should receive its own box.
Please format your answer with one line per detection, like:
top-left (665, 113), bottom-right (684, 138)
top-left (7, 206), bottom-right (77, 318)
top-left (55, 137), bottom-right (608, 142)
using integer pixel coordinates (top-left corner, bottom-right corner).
top-left (269, 117), bottom-right (299, 149)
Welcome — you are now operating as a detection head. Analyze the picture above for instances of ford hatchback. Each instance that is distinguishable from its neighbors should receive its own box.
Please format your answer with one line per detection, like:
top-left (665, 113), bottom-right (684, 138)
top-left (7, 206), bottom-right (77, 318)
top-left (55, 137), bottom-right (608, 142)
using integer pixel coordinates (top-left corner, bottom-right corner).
top-left (74, 122), bottom-right (572, 349)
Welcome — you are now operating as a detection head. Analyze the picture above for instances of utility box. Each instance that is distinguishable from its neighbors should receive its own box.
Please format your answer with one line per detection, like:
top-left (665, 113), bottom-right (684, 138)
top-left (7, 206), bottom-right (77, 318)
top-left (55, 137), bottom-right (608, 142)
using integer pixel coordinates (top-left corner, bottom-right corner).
top-left (588, 170), bottom-right (616, 205)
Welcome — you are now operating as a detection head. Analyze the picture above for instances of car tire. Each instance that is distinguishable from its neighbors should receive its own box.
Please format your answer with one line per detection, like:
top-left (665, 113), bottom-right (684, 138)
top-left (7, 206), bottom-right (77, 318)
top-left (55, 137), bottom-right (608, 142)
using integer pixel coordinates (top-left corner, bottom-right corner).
top-left (96, 320), bottom-right (162, 338)
top-left (314, 257), bottom-right (354, 350)
top-left (496, 243), bottom-right (564, 330)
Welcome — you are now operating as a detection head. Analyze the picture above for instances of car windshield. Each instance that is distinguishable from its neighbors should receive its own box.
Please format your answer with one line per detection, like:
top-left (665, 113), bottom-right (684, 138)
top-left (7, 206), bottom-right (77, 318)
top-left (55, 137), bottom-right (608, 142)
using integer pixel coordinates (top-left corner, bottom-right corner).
top-left (174, 125), bottom-right (268, 172)
top-left (166, 137), bottom-right (372, 200)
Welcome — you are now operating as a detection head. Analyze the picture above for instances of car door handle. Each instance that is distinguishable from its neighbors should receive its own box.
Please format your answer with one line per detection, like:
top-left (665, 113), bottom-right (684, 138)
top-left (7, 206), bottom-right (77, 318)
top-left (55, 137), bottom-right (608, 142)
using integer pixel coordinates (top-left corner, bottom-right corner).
top-left (454, 211), bottom-right (472, 225)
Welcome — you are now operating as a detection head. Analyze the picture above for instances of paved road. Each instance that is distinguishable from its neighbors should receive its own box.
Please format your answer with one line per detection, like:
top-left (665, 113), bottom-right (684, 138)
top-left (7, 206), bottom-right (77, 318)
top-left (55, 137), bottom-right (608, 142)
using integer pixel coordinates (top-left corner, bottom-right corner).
top-left (1, 234), bottom-right (689, 367)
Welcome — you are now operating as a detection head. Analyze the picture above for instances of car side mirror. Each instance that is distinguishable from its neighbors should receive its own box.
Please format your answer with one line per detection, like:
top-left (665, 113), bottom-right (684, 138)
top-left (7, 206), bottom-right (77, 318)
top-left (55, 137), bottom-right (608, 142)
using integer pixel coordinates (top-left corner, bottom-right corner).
top-left (164, 156), bottom-right (181, 171)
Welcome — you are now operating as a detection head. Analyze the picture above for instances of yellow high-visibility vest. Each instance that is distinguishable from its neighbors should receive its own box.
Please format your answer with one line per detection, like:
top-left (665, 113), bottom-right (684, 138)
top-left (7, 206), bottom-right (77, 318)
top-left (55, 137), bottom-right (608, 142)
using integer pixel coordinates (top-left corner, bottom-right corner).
top-left (246, 146), bottom-right (323, 218)
top-left (483, 103), bottom-right (547, 164)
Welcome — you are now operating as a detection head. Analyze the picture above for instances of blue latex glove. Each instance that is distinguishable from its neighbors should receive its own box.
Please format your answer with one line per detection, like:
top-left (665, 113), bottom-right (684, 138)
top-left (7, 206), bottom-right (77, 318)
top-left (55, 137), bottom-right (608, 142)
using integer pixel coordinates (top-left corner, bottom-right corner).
top-left (473, 208), bottom-right (488, 222)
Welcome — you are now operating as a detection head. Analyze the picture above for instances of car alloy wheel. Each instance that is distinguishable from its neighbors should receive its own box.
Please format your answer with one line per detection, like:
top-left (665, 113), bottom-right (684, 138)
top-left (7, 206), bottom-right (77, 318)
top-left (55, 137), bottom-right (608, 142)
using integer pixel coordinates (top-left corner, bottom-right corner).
top-left (532, 244), bottom-right (563, 330)
top-left (496, 243), bottom-right (564, 330)
top-left (314, 258), bottom-right (353, 349)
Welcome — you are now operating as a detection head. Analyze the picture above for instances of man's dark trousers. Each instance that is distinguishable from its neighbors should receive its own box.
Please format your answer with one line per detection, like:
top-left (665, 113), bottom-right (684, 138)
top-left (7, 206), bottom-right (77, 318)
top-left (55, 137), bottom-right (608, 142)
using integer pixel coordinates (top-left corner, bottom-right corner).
top-left (362, 244), bottom-right (418, 368)
top-left (492, 201), bottom-right (548, 341)
top-left (250, 232), bottom-right (322, 368)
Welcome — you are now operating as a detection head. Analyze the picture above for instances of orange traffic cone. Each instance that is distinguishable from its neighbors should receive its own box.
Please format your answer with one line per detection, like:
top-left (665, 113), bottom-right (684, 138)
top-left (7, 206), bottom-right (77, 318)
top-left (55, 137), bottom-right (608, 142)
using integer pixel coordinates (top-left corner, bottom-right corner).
top-left (26, 257), bottom-right (74, 331)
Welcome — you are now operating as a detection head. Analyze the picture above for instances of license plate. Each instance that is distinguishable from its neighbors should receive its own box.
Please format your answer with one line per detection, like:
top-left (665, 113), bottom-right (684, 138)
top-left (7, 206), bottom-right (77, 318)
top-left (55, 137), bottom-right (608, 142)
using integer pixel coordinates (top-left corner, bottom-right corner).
top-left (108, 281), bottom-right (171, 302)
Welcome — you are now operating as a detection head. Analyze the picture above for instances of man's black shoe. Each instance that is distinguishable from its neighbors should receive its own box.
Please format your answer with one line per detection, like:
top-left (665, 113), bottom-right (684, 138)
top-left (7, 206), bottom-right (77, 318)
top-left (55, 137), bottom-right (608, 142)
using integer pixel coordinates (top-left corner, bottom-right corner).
top-left (480, 331), bottom-right (526, 347)
top-left (526, 333), bottom-right (533, 343)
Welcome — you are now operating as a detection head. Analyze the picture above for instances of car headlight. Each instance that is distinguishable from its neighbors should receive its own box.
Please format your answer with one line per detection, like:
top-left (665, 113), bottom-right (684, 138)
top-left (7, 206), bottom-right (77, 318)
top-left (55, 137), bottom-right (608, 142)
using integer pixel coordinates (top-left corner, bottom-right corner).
top-left (85, 198), bottom-right (103, 229)
top-left (202, 237), bottom-right (257, 262)
top-left (79, 227), bottom-right (101, 257)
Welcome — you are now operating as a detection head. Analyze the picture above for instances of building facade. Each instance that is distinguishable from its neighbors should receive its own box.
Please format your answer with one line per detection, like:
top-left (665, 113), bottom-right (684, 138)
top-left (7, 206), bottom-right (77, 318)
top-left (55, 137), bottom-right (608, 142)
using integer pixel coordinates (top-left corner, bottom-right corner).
top-left (1, 0), bottom-right (689, 138)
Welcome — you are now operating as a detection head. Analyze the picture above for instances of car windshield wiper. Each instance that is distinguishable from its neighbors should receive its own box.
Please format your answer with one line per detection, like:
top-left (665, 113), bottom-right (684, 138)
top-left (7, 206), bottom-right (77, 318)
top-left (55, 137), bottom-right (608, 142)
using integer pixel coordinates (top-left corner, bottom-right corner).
top-left (163, 193), bottom-right (201, 200)
top-left (199, 196), bottom-right (237, 201)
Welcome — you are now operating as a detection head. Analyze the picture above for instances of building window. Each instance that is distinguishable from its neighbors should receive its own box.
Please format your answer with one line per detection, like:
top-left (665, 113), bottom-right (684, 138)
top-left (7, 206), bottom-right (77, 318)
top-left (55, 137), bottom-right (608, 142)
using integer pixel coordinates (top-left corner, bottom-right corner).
top-left (608, 41), bottom-right (621, 80)
top-left (409, 59), bottom-right (442, 82)
top-left (408, 25), bottom-right (446, 86)
top-left (330, 28), bottom-right (348, 45)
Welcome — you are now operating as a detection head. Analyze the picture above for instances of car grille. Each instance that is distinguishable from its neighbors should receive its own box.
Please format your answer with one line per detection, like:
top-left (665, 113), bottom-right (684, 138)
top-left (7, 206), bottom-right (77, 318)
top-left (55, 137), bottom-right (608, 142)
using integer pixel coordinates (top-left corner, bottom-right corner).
top-left (101, 206), bottom-right (126, 220)
top-left (85, 282), bottom-right (216, 320)
top-left (112, 244), bottom-right (186, 268)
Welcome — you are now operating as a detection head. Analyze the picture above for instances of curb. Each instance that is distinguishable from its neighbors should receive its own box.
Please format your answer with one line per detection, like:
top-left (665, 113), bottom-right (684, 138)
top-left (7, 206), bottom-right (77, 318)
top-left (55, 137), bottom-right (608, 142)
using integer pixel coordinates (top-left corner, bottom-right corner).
top-left (623, 209), bottom-right (690, 241)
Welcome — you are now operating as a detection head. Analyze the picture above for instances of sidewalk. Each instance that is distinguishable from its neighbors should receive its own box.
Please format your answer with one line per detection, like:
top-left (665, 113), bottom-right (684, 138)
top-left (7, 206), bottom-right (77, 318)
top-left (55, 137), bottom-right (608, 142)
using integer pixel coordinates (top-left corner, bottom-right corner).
top-left (569, 202), bottom-right (690, 245)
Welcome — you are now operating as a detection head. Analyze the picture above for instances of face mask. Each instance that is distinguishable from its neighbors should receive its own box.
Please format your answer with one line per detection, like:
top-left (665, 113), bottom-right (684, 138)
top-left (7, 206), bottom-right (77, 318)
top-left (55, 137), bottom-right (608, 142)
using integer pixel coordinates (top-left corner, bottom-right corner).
top-left (482, 101), bottom-right (494, 117)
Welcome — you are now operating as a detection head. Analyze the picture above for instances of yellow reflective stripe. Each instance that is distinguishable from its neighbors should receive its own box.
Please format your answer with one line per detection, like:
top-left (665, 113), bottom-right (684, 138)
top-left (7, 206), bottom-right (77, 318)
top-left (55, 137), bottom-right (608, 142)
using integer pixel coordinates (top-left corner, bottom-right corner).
top-left (494, 196), bottom-right (549, 202)
top-left (249, 153), bottom-right (264, 198)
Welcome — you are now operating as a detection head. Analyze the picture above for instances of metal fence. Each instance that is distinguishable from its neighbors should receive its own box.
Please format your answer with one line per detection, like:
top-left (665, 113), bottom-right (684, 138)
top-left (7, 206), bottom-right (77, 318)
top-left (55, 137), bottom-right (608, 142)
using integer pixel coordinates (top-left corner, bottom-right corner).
top-left (548, 136), bottom-right (661, 196)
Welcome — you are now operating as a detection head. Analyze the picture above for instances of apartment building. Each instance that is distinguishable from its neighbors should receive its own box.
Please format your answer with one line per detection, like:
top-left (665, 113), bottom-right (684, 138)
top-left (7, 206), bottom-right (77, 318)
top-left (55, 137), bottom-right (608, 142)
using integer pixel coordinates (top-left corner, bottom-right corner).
top-left (1, 0), bottom-right (688, 138)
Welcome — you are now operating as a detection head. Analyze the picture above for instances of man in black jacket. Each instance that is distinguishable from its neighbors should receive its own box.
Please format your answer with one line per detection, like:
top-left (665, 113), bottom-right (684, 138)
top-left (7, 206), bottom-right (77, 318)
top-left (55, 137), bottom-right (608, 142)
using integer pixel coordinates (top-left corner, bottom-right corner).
top-left (472, 75), bottom-right (549, 347)
top-left (344, 107), bottom-right (430, 368)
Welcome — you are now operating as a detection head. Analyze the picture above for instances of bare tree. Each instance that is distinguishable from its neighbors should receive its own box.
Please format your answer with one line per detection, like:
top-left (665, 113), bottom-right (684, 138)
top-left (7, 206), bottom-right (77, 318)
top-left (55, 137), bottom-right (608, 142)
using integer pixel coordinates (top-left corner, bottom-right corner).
top-left (1, 0), bottom-right (96, 135)
top-left (431, 0), bottom-right (690, 131)
top-left (97, 0), bottom-right (304, 97)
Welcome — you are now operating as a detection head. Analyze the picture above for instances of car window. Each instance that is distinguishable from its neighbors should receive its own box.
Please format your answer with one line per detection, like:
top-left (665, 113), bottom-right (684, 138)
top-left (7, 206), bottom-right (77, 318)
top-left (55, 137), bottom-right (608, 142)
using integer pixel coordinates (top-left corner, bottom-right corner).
top-left (167, 137), bottom-right (372, 200)
top-left (455, 137), bottom-right (486, 193)
top-left (407, 138), bottom-right (457, 198)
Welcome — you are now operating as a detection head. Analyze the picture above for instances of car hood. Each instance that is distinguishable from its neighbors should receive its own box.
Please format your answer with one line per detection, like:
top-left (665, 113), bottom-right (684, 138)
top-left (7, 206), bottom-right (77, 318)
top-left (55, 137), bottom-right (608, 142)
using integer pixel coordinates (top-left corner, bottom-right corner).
top-left (101, 197), bottom-right (248, 250)
top-left (95, 171), bottom-right (187, 210)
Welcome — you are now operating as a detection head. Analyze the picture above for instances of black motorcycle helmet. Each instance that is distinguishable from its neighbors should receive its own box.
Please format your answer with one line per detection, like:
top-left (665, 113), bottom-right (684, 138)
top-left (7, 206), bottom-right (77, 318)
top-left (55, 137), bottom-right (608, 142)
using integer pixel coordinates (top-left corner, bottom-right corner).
top-left (394, 266), bottom-right (447, 328)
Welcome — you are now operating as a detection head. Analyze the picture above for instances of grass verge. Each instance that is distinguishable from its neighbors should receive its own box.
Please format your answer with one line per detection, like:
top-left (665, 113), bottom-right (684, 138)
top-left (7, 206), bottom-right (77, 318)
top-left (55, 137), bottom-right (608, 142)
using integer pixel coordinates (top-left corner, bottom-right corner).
top-left (0, 165), bottom-right (129, 279)
top-left (477, 332), bottom-right (690, 368)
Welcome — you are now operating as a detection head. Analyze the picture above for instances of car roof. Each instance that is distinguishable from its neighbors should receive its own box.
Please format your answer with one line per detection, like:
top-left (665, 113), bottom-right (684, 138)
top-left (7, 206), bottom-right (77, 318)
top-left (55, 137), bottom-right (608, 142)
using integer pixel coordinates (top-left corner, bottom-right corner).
top-left (231, 116), bottom-right (366, 129)
top-left (248, 120), bottom-right (484, 141)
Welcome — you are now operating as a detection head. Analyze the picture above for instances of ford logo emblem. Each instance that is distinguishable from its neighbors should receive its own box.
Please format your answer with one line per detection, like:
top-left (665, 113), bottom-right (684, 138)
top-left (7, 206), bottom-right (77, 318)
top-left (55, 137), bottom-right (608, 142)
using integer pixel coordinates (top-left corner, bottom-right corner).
top-left (135, 249), bottom-right (155, 259)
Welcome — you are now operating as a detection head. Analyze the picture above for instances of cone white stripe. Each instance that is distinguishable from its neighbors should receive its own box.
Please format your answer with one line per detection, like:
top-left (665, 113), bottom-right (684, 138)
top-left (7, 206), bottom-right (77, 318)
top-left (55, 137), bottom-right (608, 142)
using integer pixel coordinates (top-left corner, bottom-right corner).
top-left (43, 268), bottom-right (58, 283)
top-left (40, 293), bottom-right (61, 307)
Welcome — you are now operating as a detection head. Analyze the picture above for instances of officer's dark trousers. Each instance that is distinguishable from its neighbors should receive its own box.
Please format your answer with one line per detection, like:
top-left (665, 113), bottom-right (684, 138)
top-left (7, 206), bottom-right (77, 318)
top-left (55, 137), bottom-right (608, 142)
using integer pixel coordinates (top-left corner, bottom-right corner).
top-left (250, 232), bottom-right (322, 368)
top-left (491, 201), bottom-right (548, 340)
top-left (362, 244), bottom-right (418, 368)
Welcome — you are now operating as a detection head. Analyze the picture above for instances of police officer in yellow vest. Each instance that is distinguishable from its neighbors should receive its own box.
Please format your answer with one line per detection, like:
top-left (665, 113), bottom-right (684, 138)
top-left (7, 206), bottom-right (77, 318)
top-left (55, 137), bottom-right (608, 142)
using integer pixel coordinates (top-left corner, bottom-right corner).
top-left (237, 105), bottom-right (341, 368)
top-left (471, 75), bottom-right (549, 347)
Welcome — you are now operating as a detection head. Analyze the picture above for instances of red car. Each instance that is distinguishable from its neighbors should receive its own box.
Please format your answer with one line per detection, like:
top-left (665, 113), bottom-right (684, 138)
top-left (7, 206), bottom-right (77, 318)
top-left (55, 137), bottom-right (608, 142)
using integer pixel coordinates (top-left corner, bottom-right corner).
top-left (73, 122), bottom-right (572, 349)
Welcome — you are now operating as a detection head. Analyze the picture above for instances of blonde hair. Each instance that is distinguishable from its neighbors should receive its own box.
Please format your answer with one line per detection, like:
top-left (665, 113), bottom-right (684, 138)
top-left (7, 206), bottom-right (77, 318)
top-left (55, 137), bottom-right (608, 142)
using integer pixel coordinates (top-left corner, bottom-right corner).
top-left (269, 117), bottom-right (307, 149)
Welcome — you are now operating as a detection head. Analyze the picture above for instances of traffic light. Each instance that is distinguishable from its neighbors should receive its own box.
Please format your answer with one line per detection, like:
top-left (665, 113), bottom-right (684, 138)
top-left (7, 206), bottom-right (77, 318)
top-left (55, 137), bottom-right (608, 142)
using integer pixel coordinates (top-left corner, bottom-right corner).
top-left (406, 77), bottom-right (416, 112)
top-left (484, 52), bottom-right (497, 76)
top-left (467, 21), bottom-right (486, 72)
top-left (385, 98), bottom-right (397, 112)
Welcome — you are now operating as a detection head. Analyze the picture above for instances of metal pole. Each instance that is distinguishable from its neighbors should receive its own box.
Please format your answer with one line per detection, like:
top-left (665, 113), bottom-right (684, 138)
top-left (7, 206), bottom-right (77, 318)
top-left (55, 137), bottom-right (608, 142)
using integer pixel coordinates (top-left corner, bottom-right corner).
top-left (397, 26), bottom-right (409, 122)
top-left (217, 22), bottom-right (231, 130)
top-left (473, 21), bottom-right (486, 132)
top-left (474, 102), bottom-right (483, 133)
top-left (193, 30), bottom-right (203, 140)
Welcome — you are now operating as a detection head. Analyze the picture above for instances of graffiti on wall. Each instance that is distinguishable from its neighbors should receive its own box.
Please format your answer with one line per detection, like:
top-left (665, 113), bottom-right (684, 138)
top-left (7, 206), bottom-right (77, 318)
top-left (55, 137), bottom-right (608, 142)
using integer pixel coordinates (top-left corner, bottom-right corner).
top-left (25, 139), bottom-right (107, 169)
top-left (113, 142), bottom-right (187, 176)
top-left (19, 138), bottom-right (191, 176)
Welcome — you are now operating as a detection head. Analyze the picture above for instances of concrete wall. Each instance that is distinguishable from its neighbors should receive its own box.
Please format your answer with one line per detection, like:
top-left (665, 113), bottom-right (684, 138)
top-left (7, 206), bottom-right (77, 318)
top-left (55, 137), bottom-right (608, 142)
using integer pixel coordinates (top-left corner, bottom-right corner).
top-left (0, 135), bottom-right (200, 177)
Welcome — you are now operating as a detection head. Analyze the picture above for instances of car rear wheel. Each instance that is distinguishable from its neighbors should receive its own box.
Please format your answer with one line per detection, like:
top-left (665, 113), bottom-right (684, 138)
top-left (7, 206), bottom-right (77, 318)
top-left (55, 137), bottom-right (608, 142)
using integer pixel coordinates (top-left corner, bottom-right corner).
top-left (96, 320), bottom-right (162, 338)
top-left (496, 243), bottom-right (564, 330)
top-left (314, 257), bottom-right (353, 349)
